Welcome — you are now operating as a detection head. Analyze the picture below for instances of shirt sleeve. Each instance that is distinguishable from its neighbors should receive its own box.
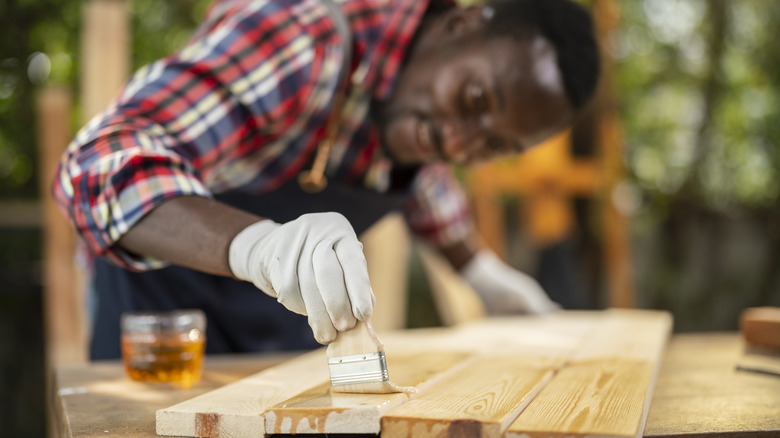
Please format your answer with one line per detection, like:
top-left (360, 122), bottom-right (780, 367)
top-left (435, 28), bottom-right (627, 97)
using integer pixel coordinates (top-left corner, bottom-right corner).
top-left (52, 1), bottom-right (321, 271)
top-left (403, 162), bottom-right (476, 248)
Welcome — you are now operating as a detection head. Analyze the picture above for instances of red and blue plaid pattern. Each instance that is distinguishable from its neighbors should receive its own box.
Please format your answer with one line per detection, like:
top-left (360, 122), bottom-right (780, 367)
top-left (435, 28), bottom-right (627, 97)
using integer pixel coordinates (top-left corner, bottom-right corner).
top-left (53, 0), bottom-right (473, 270)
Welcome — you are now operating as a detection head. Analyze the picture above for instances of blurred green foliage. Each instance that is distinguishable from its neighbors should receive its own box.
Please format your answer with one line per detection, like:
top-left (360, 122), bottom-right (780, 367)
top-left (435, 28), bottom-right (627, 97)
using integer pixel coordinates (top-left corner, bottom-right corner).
top-left (615, 0), bottom-right (779, 209)
top-left (612, 0), bottom-right (780, 330)
top-left (0, 0), bottom-right (210, 199)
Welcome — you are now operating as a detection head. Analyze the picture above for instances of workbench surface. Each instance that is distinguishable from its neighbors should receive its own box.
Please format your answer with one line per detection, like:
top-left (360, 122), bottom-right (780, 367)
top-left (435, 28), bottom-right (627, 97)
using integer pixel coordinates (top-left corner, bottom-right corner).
top-left (52, 333), bottom-right (780, 438)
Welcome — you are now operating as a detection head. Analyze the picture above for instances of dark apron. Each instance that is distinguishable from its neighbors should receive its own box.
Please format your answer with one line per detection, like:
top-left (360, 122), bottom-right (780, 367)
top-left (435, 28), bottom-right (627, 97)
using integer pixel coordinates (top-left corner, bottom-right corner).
top-left (90, 172), bottom-right (416, 360)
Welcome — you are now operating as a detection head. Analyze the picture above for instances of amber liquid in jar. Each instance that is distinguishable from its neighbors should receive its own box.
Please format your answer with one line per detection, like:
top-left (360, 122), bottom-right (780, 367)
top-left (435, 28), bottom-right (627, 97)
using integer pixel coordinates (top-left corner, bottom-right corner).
top-left (121, 329), bottom-right (205, 388)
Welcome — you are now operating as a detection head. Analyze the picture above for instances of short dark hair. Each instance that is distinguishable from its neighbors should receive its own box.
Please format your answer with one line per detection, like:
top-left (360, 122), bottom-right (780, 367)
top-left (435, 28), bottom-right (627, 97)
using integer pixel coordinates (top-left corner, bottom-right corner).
top-left (483, 0), bottom-right (600, 110)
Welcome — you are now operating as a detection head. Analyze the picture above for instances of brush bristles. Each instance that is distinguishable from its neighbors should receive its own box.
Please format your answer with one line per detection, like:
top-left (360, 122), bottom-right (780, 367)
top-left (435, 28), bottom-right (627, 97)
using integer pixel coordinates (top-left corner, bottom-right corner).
top-left (331, 381), bottom-right (417, 394)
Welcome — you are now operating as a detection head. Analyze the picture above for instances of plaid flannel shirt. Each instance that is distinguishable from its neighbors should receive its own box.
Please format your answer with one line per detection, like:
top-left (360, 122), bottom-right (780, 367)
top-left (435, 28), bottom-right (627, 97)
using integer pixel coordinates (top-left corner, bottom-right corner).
top-left (53, 0), bottom-right (474, 271)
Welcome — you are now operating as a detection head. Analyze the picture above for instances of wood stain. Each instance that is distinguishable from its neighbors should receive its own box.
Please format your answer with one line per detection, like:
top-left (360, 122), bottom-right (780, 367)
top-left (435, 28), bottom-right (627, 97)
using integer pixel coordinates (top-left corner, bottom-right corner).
top-left (121, 330), bottom-right (205, 388)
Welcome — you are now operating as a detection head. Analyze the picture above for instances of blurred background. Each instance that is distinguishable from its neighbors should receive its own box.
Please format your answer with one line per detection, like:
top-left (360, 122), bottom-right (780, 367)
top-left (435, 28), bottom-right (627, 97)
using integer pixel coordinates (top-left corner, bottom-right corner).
top-left (1, 0), bottom-right (778, 436)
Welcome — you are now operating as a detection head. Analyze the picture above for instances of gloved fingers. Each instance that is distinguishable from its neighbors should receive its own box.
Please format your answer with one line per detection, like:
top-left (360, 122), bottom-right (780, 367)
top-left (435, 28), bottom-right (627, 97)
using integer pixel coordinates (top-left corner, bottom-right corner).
top-left (307, 309), bottom-right (338, 345)
top-left (334, 238), bottom-right (374, 320)
top-left (269, 256), bottom-right (307, 315)
top-left (312, 241), bottom-right (356, 332)
top-left (297, 251), bottom-right (338, 344)
top-left (248, 259), bottom-right (278, 299)
top-left (508, 272), bottom-right (560, 313)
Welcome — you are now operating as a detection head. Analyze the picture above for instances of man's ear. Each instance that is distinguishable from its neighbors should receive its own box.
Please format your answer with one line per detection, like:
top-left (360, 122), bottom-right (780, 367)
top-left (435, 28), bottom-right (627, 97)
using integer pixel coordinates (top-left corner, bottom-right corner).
top-left (442, 5), bottom-right (487, 38)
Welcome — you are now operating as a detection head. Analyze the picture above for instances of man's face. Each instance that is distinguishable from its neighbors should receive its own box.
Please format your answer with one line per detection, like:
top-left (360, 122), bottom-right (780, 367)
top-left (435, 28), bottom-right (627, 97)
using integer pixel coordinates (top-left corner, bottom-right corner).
top-left (377, 12), bottom-right (574, 166)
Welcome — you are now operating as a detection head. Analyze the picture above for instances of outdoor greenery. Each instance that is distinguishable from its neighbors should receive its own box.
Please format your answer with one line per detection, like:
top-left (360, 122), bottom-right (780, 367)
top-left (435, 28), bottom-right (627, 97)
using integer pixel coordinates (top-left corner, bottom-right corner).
top-left (613, 0), bottom-right (780, 329)
top-left (0, 0), bottom-right (211, 199)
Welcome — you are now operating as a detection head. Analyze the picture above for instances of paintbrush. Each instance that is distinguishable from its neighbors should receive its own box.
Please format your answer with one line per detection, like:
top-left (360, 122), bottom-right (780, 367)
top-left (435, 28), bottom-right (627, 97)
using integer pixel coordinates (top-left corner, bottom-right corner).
top-left (327, 320), bottom-right (416, 394)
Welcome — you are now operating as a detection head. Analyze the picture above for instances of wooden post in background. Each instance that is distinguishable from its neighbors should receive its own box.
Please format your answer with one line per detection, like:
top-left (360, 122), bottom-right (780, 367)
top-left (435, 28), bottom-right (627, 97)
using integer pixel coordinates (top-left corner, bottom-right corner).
top-left (74, 0), bottom-right (130, 345)
top-left (37, 0), bottom-right (130, 371)
top-left (37, 87), bottom-right (86, 367)
top-left (38, 3), bottom-right (129, 436)
top-left (81, 0), bottom-right (129, 121)
top-left (593, 0), bottom-right (635, 308)
top-left (37, 87), bottom-right (85, 438)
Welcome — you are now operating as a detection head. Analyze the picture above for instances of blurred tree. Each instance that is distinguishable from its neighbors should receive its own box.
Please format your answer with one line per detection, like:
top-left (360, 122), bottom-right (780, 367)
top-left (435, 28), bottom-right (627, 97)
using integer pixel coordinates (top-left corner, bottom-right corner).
top-left (0, 0), bottom-right (211, 200)
top-left (614, 0), bottom-right (780, 330)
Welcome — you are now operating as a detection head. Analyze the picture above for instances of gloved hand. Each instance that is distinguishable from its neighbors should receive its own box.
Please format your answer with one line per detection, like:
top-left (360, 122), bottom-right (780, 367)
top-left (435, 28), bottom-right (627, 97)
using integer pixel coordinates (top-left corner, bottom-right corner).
top-left (228, 212), bottom-right (375, 344)
top-left (461, 250), bottom-right (560, 315)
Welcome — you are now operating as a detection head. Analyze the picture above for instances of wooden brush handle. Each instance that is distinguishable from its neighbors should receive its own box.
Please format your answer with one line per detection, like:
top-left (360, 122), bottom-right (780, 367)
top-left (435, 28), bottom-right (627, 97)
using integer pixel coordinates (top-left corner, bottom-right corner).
top-left (327, 320), bottom-right (384, 358)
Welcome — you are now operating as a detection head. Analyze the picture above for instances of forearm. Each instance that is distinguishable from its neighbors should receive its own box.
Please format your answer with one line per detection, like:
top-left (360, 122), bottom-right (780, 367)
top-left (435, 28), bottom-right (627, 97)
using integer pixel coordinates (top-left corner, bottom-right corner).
top-left (117, 195), bottom-right (263, 277)
top-left (438, 230), bottom-right (482, 271)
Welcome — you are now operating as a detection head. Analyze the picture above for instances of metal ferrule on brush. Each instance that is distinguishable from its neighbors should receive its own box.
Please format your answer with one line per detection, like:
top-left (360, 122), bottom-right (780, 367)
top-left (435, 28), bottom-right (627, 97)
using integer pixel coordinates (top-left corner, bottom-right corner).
top-left (328, 351), bottom-right (390, 386)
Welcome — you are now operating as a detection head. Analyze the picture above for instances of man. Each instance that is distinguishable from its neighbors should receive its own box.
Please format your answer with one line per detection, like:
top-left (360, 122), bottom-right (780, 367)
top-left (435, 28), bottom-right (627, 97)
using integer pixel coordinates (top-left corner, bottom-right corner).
top-left (54, 0), bottom-right (600, 359)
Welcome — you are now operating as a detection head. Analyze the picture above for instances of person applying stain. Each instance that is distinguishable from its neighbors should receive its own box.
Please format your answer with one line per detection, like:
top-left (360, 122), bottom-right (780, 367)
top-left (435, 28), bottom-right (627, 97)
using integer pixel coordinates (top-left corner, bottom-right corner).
top-left (53, 0), bottom-right (600, 359)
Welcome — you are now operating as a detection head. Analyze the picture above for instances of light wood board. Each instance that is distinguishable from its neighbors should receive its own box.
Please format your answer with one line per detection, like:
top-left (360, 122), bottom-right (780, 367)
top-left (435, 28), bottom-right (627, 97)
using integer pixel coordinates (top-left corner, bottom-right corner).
top-left (156, 349), bottom-right (328, 437)
top-left (266, 351), bottom-right (471, 434)
top-left (382, 355), bottom-right (561, 437)
top-left (506, 309), bottom-right (672, 438)
top-left (157, 310), bottom-right (671, 438)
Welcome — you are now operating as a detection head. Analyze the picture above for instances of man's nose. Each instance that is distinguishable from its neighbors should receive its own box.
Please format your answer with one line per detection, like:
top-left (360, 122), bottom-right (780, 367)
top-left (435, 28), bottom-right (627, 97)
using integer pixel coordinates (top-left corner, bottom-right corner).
top-left (439, 118), bottom-right (482, 162)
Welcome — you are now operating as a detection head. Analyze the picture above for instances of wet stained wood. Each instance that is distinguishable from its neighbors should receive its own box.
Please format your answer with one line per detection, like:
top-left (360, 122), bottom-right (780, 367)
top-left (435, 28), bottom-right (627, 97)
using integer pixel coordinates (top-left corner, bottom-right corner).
top-left (156, 349), bottom-right (329, 437)
top-left (381, 355), bottom-right (562, 438)
top-left (156, 310), bottom-right (671, 438)
top-left (265, 351), bottom-right (471, 434)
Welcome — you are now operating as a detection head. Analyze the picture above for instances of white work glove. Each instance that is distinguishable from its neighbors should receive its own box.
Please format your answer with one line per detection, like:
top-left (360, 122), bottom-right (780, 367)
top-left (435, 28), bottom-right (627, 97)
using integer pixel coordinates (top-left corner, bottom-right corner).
top-left (461, 250), bottom-right (560, 315)
top-left (228, 212), bottom-right (375, 344)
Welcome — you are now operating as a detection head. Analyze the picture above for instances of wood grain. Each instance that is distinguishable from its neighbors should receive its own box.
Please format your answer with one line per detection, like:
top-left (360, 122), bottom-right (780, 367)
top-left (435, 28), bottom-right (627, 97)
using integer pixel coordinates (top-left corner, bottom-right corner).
top-left (506, 309), bottom-right (672, 438)
top-left (265, 351), bottom-right (471, 434)
top-left (506, 359), bottom-right (654, 438)
top-left (156, 349), bottom-right (328, 437)
top-left (645, 333), bottom-right (780, 438)
top-left (382, 355), bottom-right (563, 438)
top-left (53, 332), bottom-right (780, 438)
top-left (156, 310), bottom-right (671, 438)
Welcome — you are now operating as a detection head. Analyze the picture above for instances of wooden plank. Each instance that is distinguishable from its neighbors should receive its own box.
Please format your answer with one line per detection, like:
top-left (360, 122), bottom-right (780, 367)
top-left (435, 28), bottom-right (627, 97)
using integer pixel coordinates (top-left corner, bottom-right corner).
top-left (439, 312), bottom-right (598, 357)
top-left (645, 333), bottom-right (780, 438)
top-left (156, 311), bottom-right (671, 438)
top-left (506, 309), bottom-right (672, 438)
top-left (382, 355), bottom-right (562, 438)
top-left (156, 349), bottom-right (329, 437)
top-left (265, 315), bottom-right (597, 435)
top-left (156, 328), bottom-right (462, 437)
top-left (54, 353), bottom-right (295, 438)
top-left (53, 333), bottom-right (780, 438)
top-left (265, 351), bottom-right (471, 434)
